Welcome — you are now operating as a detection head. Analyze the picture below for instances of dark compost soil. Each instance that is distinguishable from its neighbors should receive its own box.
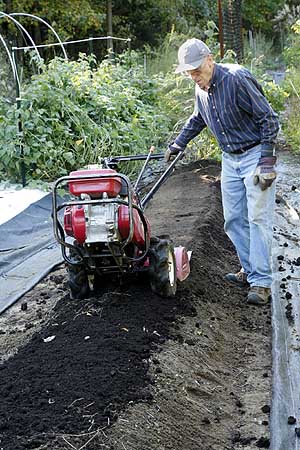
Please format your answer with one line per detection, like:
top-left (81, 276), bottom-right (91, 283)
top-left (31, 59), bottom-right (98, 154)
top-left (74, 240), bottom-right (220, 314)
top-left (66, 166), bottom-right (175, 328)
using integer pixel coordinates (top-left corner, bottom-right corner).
top-left (0, 160), bottom-right (272, 450)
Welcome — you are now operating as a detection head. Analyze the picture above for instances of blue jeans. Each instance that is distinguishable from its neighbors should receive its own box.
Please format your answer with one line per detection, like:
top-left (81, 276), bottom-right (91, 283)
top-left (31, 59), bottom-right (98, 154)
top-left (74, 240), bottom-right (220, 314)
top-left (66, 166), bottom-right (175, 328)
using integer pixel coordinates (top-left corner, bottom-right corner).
top-left (221, 145), bottom-right (276, 288)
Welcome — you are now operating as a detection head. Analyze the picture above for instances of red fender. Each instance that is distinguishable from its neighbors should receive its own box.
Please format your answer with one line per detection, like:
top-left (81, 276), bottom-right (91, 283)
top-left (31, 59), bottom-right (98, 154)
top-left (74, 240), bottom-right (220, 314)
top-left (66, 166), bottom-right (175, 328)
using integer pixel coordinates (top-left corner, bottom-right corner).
top-left (174, 246), bottom-right (191, 281)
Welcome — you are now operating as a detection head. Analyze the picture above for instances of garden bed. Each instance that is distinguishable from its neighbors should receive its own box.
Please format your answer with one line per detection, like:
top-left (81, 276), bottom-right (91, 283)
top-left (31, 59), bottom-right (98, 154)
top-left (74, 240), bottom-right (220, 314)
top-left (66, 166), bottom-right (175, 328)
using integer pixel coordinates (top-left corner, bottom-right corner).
top-left (0, 159), bottom-right (271, 450)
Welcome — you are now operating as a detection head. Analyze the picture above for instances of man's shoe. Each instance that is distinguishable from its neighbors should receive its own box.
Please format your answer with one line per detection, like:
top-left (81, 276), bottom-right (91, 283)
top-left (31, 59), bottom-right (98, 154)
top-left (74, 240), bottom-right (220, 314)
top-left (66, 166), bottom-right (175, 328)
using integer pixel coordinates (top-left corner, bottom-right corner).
top-left (247, 286), bottom-right (271, 305)
top-left (225, 270), bottom-right (248, 287)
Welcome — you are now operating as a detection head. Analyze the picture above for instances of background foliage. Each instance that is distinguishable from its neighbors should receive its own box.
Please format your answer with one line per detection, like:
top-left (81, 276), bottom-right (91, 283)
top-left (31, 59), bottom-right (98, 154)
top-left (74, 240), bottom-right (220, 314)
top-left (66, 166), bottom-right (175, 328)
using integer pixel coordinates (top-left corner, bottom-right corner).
top-left (1, 0), bottom-right (217, 48)
top-left (1, 0), bottom-right (295, 49)
top-left (0, 1), bottom-right (300, 183)
top-left (0, 52), bottom-right (182, 180)
top-left (281, 19), bottom-right (300, 153)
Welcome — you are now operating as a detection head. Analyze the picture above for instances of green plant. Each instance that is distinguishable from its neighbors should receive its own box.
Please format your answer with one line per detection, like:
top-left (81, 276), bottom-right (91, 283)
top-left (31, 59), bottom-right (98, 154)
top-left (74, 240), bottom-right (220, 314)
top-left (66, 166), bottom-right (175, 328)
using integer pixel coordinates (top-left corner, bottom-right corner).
top-left (144, 28), bottom-right (190, 76)
top-left (242, 0), bottom-right (286, 36)
top-left (282, 98), bottom-right (300, 152)
top-left (0, 48), bottom-right (16, 102)
top-left (260, 77), bottom-right (289, 112)
top-left (281, 67), bottom-right (300, 153)
top-left (279, 19), bottom-right (300, 153)
top-left (188, 129), bottom-right (220, 161)
top-left (283, 19), bottom-right (300, 67)
top-left (0, 52), bottom-right (176, 182)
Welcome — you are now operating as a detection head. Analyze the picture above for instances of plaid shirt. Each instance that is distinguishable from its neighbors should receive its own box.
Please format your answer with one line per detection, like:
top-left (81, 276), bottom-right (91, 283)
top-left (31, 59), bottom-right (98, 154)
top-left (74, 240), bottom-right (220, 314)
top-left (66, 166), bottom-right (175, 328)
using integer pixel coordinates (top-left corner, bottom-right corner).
top-left (174, 63), bottom-right (279, 154)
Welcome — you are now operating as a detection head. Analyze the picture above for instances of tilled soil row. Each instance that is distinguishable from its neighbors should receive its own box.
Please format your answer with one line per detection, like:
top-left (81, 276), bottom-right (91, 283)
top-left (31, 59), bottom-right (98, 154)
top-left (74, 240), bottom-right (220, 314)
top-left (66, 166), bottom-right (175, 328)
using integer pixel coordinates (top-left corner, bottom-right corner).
top-left (0, 160), bottom-right (271, 450)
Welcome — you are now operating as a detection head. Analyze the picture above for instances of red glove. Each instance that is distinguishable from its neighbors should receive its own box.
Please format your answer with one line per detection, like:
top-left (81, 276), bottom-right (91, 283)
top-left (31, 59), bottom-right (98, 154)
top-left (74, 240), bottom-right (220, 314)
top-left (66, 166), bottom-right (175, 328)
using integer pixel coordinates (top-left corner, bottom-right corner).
top-left (253, 156), bottom-right (277, 191)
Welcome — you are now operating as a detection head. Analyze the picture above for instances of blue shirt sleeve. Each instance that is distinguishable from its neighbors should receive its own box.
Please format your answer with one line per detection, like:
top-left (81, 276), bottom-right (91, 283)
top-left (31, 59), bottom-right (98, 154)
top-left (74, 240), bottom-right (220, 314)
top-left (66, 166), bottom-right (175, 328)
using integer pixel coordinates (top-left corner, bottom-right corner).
top-left (174, 103), bottom-right (207, 149)
top-left (236, 74), bottom-right (279, 153)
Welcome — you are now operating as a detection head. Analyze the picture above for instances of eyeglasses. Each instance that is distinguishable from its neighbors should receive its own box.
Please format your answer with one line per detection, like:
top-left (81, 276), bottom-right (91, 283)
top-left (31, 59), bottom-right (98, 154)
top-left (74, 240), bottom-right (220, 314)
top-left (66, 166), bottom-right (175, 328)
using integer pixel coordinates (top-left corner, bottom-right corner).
top-left (184, 57), bottom-right (208, 78)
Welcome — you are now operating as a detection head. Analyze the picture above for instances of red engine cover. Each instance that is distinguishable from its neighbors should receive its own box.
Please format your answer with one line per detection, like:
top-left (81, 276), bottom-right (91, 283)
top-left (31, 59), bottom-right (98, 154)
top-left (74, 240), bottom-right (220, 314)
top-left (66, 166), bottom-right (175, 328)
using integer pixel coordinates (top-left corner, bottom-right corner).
top-left (68, 168), bottom-right (122, 198)
top-left (64, 205), bottom-right (86, 244)
top-left (118, 205), bottom-right (150, 249)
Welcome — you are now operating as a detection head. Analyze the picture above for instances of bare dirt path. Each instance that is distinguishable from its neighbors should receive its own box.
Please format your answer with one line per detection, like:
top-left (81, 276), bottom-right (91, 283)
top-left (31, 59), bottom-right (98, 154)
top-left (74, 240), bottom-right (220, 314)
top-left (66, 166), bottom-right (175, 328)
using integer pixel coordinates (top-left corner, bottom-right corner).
top-left (0, 159), bottom-right (271, 450)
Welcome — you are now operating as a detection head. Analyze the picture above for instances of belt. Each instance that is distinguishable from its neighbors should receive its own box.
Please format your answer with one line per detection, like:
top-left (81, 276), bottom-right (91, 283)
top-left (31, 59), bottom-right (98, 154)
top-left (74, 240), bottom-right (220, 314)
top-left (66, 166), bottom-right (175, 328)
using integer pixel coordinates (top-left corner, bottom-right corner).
top-left (230, 141), bottom-right (260, 155)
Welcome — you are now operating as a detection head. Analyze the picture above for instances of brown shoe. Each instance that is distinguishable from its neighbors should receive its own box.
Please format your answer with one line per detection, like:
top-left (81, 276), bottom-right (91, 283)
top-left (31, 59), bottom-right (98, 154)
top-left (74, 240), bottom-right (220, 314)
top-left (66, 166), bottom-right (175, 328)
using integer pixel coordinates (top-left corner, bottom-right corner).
top-left (225, 270), bottom-right (249, 287)
top-left (247, 286), bottom-right (271, 305)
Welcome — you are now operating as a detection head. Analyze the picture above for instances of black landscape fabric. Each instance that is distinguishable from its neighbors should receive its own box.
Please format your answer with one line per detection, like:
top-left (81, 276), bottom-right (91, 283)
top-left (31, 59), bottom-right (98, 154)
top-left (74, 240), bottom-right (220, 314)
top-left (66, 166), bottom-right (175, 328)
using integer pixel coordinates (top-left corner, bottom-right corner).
top-left (0, 193), bottom-right (62, 313)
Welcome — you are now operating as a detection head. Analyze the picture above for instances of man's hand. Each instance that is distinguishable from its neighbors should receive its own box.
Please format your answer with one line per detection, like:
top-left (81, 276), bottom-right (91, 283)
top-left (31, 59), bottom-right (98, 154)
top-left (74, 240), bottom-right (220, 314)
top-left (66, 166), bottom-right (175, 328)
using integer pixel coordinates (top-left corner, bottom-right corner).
top-left (253, 156), bottom-right (277, 191)
top-left (165, 144), bottom-right (184, 162)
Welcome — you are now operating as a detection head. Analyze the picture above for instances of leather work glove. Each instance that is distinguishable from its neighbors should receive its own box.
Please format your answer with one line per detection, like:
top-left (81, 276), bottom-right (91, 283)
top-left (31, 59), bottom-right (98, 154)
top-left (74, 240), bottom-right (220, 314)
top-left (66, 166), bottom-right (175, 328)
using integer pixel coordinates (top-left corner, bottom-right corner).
top-left (165, 144), bottom-right (184, 162)
top-left (253, 156), bottom-right (277, 191)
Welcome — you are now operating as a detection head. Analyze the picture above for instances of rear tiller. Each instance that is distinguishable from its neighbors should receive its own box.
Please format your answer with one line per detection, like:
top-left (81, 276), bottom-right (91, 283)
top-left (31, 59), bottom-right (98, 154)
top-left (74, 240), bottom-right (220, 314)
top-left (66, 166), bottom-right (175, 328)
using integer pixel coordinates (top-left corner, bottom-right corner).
top-left (52, 148), bottom-right (190, 299)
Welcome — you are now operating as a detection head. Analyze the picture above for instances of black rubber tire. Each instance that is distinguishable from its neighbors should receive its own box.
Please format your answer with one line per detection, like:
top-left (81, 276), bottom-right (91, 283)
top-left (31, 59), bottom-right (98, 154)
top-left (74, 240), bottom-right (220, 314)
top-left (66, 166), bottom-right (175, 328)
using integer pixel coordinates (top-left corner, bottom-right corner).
top-left (149, 237), bottom-right (177, 298)
top-left (68, 247), bottom-right (90, 300)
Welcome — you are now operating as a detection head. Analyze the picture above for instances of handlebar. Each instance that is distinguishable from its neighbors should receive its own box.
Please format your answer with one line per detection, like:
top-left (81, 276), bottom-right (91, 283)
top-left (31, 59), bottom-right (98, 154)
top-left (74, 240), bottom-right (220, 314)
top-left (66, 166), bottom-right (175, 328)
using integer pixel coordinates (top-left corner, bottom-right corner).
top-left (103, 153), bottom-right (165, 168)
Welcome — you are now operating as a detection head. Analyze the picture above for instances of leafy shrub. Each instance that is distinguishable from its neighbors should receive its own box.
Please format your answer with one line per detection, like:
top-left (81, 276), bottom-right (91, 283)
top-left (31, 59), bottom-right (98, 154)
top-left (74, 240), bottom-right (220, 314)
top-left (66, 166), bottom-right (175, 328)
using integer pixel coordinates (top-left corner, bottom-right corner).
top-left (283, 19), bottom-right (300, 68)
top-left (4, 28), bottom-right (291, 183)
top-left (260, 77), bottom-right (289, 113)
top-left (281, 67), bottom-right (300, 153)
top-left (277, 21), bottom-right (300, 153)
top-left (0, 53), bottom-right (175, 181)
top-left (282, 102), bottom-right (300, 153)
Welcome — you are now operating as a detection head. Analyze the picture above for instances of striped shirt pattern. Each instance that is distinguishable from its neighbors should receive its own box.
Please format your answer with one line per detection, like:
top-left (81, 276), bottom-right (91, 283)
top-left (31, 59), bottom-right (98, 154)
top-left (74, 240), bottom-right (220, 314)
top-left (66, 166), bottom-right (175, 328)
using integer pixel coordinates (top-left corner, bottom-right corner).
top-left (174, 63), bottom-right (280, 154)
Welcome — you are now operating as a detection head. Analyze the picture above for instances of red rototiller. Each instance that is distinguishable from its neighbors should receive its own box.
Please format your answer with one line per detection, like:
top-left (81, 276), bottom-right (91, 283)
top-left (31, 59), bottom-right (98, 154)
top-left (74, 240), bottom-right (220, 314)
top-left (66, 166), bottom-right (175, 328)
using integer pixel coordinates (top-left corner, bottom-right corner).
top-left (52, 147), bottom-right (190, 299)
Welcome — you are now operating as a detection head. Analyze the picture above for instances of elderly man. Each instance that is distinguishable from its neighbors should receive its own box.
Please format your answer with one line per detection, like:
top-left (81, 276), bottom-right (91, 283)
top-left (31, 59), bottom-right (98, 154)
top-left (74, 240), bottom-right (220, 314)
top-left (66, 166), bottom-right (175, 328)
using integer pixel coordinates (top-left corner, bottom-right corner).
top-left (166, 38), bottom-right (279, 305)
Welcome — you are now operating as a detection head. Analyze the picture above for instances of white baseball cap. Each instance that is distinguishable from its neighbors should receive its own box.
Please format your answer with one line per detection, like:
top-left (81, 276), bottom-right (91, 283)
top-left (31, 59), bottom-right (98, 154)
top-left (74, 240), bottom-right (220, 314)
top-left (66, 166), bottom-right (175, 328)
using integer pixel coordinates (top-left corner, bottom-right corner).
top-left (175, 38), bottom-right (211, 73)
